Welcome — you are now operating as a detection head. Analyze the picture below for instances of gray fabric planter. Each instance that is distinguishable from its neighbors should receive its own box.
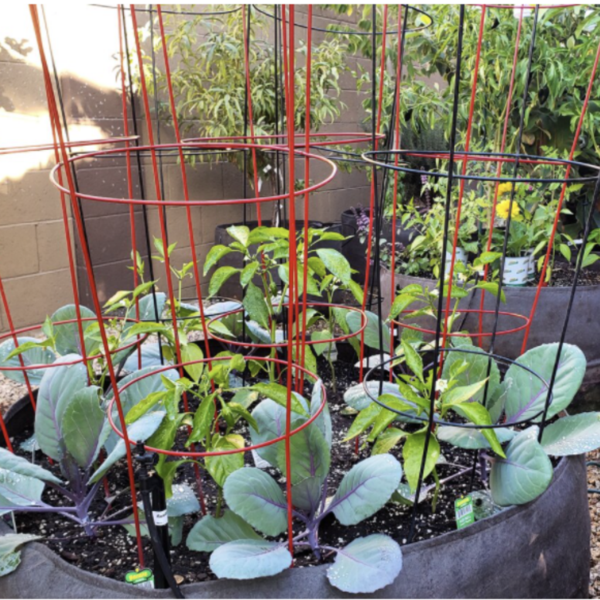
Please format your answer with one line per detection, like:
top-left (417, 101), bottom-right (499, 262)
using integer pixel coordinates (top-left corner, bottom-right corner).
top-left (381, 268), bottom-right (600, 400)
top-left (0, 448), bottom-right (589, 598)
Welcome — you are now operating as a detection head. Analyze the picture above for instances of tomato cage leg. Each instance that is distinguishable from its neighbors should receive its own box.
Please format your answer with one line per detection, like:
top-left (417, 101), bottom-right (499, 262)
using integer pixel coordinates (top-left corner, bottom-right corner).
top-left (478, 7), bottom-right (524, 348)
top-left (128, 6), bottom-right (187, 402)
top-left (129, 5), bottom-right (206, 504)
top-left (298, 6), bottom-right (313, 392)
top-left (120, 4), bottom-right (168, 369)
top-left (282, 4), bottom-right (297, 559)
top-left (521, 35), bottom-right (600, 354)
top-left (156, 4), bottom-right (215, 514)
top-left (117, 7), bottom-right (143, 372)
top-left (438, 7), bottom-right (486, 366)
top-left (29, 5), bottom-right (146, 566)
top-left (359, 6), bottom-right (388, 394)
top-left (389, 6), bottom-right (408, 383)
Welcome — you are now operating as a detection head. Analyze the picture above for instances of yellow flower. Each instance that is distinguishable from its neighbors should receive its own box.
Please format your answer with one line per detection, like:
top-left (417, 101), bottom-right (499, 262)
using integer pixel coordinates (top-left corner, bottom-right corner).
top-left (497, 182), bottom-right (514, 196)
top-left (496, 199), bottom-right (521, 221)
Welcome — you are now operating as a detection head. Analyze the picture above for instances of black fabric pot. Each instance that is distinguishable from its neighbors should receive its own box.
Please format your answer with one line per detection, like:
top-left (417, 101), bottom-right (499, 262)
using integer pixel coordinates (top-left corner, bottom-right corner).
top-left (340, 208), bottom-right (418, 285)
top-left (385, 269), bottom-right (600, 409)
top-left (0, 396), bottom-right (590, 599)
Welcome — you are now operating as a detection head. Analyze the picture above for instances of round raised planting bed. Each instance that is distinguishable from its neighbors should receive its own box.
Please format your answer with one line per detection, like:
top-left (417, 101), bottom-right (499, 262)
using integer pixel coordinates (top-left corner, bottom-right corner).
top-left (0, 396), bottom-right (590, 599)
top-left (382, 268), bottom-right (600, 409)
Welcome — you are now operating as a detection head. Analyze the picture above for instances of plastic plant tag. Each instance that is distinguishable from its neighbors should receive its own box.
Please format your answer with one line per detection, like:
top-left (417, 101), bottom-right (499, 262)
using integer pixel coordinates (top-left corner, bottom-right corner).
top-left (125, 568), bottom-right (154, 589)
top-left (153, 509), bottom-right (168, 526)
top-left (455, 495), bottom-right (475, 529)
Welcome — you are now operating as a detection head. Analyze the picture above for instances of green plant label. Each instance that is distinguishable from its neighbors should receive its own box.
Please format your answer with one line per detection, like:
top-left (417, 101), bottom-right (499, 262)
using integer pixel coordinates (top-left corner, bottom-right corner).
top-left (454, 495), bottom-right (475, 529)
top-left (125, 568), bottom-right (154, 588)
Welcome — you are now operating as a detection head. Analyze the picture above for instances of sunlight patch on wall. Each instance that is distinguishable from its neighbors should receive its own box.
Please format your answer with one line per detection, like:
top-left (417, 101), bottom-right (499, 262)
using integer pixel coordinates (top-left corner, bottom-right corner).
top-left (0, 110), bottom-right (104, 184)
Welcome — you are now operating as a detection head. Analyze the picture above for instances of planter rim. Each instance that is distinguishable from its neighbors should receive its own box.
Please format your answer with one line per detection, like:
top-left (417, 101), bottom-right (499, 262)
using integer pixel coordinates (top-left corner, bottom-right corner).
top-left (386, 267), bottom-right (600, 293)
top-left (0, 384), bottom-right (574, 599)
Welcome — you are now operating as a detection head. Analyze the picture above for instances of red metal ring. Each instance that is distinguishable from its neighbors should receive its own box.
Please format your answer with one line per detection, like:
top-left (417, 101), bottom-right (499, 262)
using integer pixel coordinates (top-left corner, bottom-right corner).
top-left (49, 141), bottom-right (337, 207)
top-left (182, 132), bottom-right (384, 149)
top-left (0, 316), bottom-right (147, 372)
top-left (0, 136), bottom-right (139, 157)
top-left (107, 355), bottom-right (326, 458)
top-left (206, 302), bottom-right (368, 349)
top-left (393, 308), bottom-right (530, 338)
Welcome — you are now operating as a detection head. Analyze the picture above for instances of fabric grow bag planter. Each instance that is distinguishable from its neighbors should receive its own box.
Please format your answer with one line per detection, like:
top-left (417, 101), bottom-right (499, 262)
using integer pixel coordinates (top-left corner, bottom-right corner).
top-left (340, 209), bottom-right (418, 284)
top-left (0, 397), bottom-right (590, 599)
top-left (382, 269), bottom-right (600, 390)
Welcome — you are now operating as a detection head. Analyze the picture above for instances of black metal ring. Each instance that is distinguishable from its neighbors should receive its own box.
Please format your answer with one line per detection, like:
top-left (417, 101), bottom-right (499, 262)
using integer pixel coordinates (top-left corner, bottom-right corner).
top-left (363, 346), bottom-right (552, 429)
top-left (252, 5), bottom-right (434, 35)
top-left (361, 149), bottom-right (600, 184)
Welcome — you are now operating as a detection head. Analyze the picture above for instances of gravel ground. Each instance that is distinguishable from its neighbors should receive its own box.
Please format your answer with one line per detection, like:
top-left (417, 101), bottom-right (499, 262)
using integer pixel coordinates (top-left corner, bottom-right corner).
top-left (0, 374), bottom-right (29, 413)
top-left (588, 451), bottom-right (600, 598)
top-left (0, 372), bottom-right (599, 594)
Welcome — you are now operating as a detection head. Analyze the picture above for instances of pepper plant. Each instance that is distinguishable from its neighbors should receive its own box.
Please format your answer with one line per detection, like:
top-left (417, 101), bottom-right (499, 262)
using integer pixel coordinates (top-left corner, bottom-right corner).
top-left (204, 224), bottom-right (363, 384)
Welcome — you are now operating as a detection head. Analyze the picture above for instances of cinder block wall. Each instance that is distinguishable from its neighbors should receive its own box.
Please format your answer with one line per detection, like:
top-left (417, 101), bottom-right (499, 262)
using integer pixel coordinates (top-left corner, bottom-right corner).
top-left (0, 5), bottom-right (374, 329)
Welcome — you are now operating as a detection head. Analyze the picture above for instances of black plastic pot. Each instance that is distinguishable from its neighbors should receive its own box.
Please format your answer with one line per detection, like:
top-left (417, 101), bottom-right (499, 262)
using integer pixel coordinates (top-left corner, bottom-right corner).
top-left (0, 396), bottom-right (590, 599)
top-left (341, 208), bottom-right (418, 284)
top-left (384, 269), bottom-right (600, 410)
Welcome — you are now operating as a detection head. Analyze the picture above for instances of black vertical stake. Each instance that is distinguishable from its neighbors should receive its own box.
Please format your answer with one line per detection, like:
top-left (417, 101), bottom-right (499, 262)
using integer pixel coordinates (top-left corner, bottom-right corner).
top-left (408, 5), bottom-right (465, 543)
top-left (136, 442), bottom-right (181, 596)
top-left (150, 475), bottom-right (171, 590)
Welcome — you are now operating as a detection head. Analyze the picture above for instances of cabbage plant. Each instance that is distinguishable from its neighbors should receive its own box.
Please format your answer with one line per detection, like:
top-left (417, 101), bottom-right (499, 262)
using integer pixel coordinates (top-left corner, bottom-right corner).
top-left (0, 294), bottom-right (159, 386)
top-left (186, 381), bottom-right (404, 594)
top-left (0, 357), bottom-right (169, 533)
top-left (344, 340), bottom-right (595, 509)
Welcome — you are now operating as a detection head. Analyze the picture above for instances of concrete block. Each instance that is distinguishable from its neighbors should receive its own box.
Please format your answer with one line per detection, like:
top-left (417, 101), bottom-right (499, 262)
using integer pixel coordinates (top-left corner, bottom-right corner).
top-left (0, 269), bottom-right (73, 329)
top-left (0, 224), bottom-right (38, 278)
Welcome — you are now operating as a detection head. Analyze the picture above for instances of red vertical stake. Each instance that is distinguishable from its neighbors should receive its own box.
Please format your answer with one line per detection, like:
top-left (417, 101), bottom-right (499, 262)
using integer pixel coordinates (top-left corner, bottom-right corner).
top-left (299, 6), bottom-right (313, 390)
top-left (282, 4), bottom-right (297, 558)
top-left (117, 6), bottom-right (142, 370)
top-left (29, 5), bottom-right (145, 566)
top-left (478, 7), bottom-right (524, 347)
top-left (128, 6), bottom-right (190, 410)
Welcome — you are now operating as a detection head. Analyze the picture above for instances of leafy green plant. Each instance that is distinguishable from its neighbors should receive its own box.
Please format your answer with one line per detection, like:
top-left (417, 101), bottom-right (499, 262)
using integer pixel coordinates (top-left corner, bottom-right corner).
top-left (135, 6), bottom-right (347, 190)
top-left (186, 380), bottom-right (404, 594)
top-left (0, 299), bottom-right (154, 388)
top-left (204, 224), bottom-right (363, 384)
top-left (343, 339), bottom-right (594, 509)
top-left (0, 357), bottom-right (169, 535)
top-left (121, 350), bottom-right (260, 506)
